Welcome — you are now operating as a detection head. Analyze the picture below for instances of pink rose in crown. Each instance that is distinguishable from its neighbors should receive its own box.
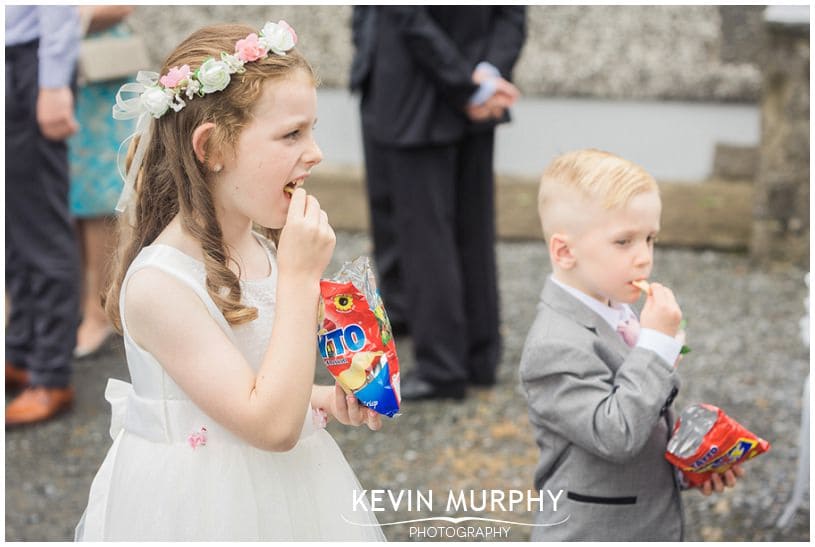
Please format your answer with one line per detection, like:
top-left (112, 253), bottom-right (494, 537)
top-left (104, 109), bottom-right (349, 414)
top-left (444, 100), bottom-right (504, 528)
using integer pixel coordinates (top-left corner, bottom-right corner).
top-left (160, 65), bottom-right (191, 89)
top-left (235, 33), bottom-right (267, 62)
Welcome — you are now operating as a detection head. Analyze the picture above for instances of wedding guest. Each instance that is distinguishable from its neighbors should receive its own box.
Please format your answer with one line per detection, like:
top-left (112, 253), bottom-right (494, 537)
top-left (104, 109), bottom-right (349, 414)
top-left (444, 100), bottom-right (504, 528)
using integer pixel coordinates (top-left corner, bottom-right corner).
top-left (351, 6), bottom-right (526, 400)
top-left (519, 149), bottom-right (743, 540)
top-left (6, 5), bottom-right (82, 426)
top-left (70, 5), bottom-right (137, 358)
top-left (76, 21), bottom-right (384, 540)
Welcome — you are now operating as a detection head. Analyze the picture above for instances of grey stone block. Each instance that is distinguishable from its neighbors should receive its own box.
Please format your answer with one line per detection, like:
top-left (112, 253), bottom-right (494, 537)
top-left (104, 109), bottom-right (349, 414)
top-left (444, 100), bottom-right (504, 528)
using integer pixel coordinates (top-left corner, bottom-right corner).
top-left (712, 143), bottom-right (759, 181)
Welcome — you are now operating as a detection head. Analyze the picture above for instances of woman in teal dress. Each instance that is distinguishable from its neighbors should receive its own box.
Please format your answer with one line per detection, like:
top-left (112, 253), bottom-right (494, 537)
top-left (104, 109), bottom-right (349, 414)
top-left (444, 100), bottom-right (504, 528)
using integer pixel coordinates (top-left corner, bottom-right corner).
top-left (69, 6), bottom-right (136, 357)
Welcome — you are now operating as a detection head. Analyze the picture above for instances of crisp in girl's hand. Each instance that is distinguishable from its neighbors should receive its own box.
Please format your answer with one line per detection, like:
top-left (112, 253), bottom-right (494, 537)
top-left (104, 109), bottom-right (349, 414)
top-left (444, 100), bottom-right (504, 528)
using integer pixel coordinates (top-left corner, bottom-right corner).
top-left (330, 384), bottom-right (382, 431)
top-left (276, 187), bottom-right (336, 280)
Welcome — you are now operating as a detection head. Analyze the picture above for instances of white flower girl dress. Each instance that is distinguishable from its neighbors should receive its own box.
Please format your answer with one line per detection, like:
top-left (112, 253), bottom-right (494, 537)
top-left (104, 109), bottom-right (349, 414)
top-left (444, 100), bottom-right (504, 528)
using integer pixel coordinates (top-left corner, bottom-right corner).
top-left (75, 234), bottom-right (385, 540)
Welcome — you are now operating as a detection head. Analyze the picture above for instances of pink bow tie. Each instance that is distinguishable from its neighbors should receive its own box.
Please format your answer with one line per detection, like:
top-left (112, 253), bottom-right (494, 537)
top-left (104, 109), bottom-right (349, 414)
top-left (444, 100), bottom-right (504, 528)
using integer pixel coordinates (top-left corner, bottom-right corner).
top-left (617, 316), bottom-right (641, 347)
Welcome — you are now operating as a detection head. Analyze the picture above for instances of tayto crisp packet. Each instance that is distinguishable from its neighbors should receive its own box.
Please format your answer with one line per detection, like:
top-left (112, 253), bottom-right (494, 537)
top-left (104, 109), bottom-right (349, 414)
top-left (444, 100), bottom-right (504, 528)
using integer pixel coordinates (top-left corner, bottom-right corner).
top-left (317, 257), bottom-right (401, 418)
top-left (665, 403), bottom-right (770, 487)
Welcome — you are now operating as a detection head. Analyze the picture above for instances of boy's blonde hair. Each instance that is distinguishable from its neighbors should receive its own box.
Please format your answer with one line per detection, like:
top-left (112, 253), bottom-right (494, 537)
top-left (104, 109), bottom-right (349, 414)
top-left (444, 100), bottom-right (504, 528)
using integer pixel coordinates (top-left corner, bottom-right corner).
top-left (104, 24), bottom-right (317, 333)
top-left (537, 149), bottom-right (658, 241)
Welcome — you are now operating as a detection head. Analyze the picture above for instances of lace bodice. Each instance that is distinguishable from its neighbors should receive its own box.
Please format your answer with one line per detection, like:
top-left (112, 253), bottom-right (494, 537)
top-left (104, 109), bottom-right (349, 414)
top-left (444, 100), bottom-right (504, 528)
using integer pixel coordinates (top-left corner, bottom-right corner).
top-left (152, 237), bottom-right (279, 370)
top-left (119, 232), bottom-right (278, 402)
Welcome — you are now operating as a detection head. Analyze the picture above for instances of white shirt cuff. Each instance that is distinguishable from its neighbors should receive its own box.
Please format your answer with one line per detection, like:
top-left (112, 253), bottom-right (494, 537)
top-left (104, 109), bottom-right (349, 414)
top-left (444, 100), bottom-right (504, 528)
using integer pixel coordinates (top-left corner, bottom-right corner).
top-left (468, 61), bottom-right (502, 106)
top-left (475, 61), bottom-right (500, 78)
top-left (469, 78), bottom-right (497, 106)
top-left (637, 328), bottom-right (682, 369)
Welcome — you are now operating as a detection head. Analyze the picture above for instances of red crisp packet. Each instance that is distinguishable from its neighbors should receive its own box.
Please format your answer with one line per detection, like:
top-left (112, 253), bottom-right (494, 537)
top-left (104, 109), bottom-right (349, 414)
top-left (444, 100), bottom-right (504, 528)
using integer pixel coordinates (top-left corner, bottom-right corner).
top-left (665, 403), bottom-right (770, 487)
top-left (317, 257), bottom-right (401, 418)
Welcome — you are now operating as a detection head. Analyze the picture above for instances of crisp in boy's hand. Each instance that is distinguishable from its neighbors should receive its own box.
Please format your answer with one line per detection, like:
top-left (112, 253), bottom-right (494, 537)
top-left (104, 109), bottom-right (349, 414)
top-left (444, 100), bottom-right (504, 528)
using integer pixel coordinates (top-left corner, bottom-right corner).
top-left (639, 282), bottom-right (683, 337)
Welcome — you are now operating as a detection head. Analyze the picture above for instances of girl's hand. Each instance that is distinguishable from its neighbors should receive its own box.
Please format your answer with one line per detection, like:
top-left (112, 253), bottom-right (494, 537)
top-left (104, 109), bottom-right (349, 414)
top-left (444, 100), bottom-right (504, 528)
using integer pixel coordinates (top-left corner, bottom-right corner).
top-left (329, 384), bottom-right (382, 431)
top-left (277, 188), bottom-right (335, 280)
top-left (698, 464), bottom-right (745, 496)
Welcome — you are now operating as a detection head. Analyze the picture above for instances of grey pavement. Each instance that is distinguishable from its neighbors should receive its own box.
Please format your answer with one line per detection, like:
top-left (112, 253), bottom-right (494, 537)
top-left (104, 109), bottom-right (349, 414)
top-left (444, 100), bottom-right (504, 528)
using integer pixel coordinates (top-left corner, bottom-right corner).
top-left (5, 231), bottom-right (810, 541)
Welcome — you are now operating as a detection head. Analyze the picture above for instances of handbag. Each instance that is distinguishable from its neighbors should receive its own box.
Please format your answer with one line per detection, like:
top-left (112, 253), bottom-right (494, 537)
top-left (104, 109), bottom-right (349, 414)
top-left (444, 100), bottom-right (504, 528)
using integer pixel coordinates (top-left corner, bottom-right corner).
top-left (78, 33), bottom-right (151, 84)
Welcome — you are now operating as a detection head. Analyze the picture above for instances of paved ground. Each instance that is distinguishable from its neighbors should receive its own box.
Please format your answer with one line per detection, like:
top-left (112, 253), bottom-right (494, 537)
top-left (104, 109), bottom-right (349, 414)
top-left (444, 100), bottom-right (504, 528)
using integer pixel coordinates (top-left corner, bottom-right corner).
top-left (5, 231), bottom-right (810, 541)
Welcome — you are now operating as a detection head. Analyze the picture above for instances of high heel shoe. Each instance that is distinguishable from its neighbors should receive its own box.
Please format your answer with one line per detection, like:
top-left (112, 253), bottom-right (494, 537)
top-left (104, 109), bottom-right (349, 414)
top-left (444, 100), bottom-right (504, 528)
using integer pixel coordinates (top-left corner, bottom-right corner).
top-left (73, 327), bottom-right (115, 359)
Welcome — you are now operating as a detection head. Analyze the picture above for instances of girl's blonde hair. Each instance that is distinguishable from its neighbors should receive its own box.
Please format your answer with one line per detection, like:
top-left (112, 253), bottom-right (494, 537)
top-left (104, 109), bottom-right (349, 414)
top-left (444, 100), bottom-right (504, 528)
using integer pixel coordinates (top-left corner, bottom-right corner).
top-left (104, 23), bottom-right (317, 333)
top-left (537, 149), bottom-right (658, 240)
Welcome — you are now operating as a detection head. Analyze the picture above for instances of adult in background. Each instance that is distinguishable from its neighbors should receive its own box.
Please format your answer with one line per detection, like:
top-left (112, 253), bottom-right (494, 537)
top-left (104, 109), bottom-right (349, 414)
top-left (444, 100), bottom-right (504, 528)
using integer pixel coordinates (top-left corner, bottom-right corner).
top-left (351, 7), bottom-right (526, 400)
top-left (70, 5), bottom-right (136, 358)
top-left (6, 5), bottom-right (82, 426)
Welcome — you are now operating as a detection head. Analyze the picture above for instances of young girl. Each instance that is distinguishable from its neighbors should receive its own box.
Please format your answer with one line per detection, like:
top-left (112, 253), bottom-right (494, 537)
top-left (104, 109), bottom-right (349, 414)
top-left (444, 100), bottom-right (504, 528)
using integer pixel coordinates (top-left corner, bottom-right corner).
top-left (75, 21), bottom-right (385, 541)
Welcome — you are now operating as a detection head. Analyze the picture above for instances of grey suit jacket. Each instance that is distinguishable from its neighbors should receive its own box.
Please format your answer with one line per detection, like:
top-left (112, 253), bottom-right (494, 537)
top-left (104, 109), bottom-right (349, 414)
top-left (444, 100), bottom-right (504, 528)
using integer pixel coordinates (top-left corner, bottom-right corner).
top-left (519, 279), bottom-right (684, 541)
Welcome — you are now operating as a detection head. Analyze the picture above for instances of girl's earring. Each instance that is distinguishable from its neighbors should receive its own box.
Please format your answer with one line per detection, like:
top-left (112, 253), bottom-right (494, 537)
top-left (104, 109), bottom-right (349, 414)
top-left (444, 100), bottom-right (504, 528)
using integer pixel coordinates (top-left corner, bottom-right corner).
top-left (213, 164), bottom-right (223, 173)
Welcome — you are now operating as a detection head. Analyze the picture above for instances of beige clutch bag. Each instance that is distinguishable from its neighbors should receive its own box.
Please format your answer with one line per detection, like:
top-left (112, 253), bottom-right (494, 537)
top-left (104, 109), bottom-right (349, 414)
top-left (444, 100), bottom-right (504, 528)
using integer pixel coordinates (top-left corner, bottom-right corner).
top-left (78, 33), bottom-right (151, 84)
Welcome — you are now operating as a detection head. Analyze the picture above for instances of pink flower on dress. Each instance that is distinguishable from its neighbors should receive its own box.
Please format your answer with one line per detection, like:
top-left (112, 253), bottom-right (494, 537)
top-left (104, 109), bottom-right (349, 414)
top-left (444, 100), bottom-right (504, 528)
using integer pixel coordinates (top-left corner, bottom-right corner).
top-left (617, 318), bottom-right (641, 348)
top-left (235, 33), bottom-right (267, 62)
top-left (188, 426), bottom-right (208, 449)
top-left (159, 65), bottom-right (191, 89)
top-left (312, 408), bottom-right (328, 430)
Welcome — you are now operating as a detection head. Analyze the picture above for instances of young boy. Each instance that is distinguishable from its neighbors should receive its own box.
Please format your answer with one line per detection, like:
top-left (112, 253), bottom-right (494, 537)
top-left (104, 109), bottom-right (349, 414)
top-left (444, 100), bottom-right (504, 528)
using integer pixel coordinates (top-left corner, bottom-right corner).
top-left (519, 149), bottom-right (741, 541)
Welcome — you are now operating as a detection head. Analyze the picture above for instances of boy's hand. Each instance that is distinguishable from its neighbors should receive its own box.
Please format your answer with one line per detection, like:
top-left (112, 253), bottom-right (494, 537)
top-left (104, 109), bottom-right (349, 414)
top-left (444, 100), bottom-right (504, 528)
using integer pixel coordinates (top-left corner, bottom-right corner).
top-left (639, 282), bottom-right (683, 337)
top-left (698, 464), bottom-right (745, 496)
top-left (277, 188), bottom-right (336, 280)
top-left (329, 384), bottom-right (382, 431)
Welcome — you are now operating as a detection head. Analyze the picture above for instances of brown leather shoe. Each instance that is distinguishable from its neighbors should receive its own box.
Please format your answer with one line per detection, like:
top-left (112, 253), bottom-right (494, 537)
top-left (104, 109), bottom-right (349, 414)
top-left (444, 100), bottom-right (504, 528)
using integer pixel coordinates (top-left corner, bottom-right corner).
top-left (5, 362), bottom-right (30, 392)
top-left (5, 385), bottom-right (74, 427)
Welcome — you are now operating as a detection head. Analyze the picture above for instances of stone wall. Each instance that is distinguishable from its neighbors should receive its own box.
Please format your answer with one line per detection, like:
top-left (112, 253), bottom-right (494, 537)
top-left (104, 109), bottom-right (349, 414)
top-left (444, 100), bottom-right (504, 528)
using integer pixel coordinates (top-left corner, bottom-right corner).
top-left (123, 6), bottom-right (808, 260)
top-left (751, 11), bottom-right (810, 267)
top-left (128, 5), bottom-right (761, 102)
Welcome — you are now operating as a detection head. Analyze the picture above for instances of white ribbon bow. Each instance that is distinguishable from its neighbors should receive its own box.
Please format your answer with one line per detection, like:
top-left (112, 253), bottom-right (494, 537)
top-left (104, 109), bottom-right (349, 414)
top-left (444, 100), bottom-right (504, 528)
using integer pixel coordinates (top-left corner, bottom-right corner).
top-left (112, 71), bottom-right (158, 212)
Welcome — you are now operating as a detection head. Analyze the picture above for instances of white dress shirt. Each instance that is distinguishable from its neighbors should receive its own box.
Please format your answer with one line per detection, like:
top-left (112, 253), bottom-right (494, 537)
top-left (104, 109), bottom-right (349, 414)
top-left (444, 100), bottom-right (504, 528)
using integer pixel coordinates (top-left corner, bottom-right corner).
top-left (551, 275), bottom-right (682, 368)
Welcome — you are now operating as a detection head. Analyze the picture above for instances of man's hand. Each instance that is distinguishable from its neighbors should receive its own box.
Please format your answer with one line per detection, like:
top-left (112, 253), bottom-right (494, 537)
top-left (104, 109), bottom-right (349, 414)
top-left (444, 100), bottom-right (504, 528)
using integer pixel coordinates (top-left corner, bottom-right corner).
top-left (37, 87), bottom-right (79, 141)
top-left (465, 78), bottom-right (521, 122)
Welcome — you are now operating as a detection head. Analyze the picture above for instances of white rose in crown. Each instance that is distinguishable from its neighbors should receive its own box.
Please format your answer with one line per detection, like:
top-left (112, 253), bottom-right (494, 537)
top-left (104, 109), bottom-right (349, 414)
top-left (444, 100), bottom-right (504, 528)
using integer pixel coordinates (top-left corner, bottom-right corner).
top-left (259, 20), bottom-right (297, 55)
top-left (140, 86), bottom-right (172, 118)
top-left (197, 59), bottom-right (232, 94)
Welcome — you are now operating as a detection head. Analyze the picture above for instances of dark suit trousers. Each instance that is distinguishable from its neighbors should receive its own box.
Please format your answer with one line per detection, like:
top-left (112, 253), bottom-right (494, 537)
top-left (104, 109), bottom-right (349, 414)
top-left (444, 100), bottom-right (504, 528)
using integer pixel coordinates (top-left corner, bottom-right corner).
top-left (362, 129), bottom-right (501, 385)
top-left (5, 40), bottom-right (80, 387)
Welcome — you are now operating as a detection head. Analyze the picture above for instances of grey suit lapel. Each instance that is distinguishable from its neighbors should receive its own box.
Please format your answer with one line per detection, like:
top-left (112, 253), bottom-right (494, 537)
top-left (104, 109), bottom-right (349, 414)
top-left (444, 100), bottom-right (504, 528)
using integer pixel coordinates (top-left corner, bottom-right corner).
top-left (540, 278), bottom-right (632, 359)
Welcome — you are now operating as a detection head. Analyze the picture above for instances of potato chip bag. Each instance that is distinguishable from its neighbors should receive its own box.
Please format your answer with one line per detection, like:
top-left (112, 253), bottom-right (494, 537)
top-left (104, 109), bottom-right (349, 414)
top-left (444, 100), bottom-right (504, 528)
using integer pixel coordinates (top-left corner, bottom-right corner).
top-left (318, 257), bottom-right (401, 417)
top-left (665, 403), bottom-right (770, 487)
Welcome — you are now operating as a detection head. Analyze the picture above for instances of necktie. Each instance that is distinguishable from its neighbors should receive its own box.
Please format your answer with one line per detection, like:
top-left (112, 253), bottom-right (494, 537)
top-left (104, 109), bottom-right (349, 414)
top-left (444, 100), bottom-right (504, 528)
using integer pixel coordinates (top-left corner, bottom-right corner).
top-left (617, 315), bottom-right (641, 348)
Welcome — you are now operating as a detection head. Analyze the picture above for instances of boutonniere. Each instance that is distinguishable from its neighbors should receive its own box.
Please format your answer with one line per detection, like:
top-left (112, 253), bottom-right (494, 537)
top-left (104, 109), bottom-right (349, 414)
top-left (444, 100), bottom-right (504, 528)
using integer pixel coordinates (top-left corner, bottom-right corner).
top-left (678, 319), bottom-right (691, 355)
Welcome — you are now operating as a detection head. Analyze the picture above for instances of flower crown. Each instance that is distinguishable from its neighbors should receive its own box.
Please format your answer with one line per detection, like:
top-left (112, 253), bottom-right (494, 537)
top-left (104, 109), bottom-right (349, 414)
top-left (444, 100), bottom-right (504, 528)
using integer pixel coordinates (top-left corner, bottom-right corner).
top-left (115, 20), bottom-right (297, 120)
top-left (111, 20), bottom-right (298, 213)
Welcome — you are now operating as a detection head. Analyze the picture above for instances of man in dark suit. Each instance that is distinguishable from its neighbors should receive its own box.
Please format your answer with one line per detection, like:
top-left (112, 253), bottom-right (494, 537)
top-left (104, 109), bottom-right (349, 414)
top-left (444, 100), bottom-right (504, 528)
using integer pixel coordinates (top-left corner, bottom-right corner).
top-left (351, 7), bottom-right (527, 400)
top-left (6, 5), bottom-right (81, 425)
